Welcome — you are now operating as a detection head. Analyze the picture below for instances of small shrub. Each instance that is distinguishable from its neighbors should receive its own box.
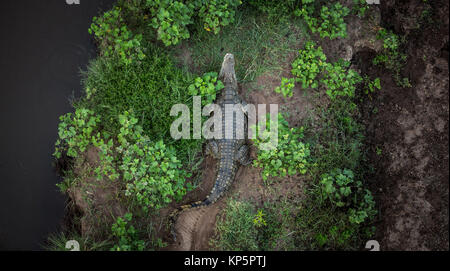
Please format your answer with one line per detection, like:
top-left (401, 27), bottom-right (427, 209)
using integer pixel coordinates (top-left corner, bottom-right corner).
top-left (116, 112), bottom-right (190, 211)
top-left (253, 209), bottom-right (267, 228)
top-left (348, 189), bottom-right (376, 224)
top-left (195, 0), bottom-right (242, 34)
top-left (291, 41), bottom-right (327, 89)
top-left (274, 77), bottom-right (295, 98)
top-left (320, 168), bottom-right (355, 207)
top-left (291, 42), bottom-right (362, 99)
top-left (89, 6), bottom-right (144, 65)
top-left (352, 0), bottom-right (369, 18)
top-left (317, 3), bottom-right (350, 39)
top-left (321, 60), bottom-right (363, 99)
top-left (54, 108), bottom-right (100, 159)
top-left (320, 168), bottom-right (376, 224)
top-left (145, 0), bottom-right (242, 46)
top-left (147, 0), bottom-right (194, 46)
top-left (187, 72), bottom-right (224, 106)
top-left (53, 107), bottom-right (119, 181)
top-left (362, 76), bottom-right (381, 95)
top-left (253, 113), bottom-right (310, 182)
top-left (54, 109), bottom-right (190, 211)
top-left (295, 2), bottom-right (350, 39)
top-left (111, 213), bottom-right (146, 251)
top-left (373, 28), bottom-right (411, 87)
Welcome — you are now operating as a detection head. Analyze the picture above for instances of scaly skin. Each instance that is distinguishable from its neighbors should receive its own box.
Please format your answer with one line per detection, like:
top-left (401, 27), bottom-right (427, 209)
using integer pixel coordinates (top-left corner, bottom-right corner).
top-left (170, 53), bottom-right (250, 241)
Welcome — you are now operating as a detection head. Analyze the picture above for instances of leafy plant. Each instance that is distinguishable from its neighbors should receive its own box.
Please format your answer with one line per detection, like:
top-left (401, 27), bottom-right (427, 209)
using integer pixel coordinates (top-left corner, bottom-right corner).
top-left (274, 77), bottom-right (295, 98)
top-left (320, 168), bottom-right (376, 224)
top-left (144, 0), bottom-right (242, 46)
top-left (253, 113), bottom-right (310, 182)
top-left (320, 168), bottom-right (356, 207)
top-left (195, 0), bottom-right (242, 34)
top-left (315, 233), bottom-right (328, 247)
top-left (352, 0), bottom-right (369, 18)
top-left (111, 213), bottom-right (146, 251)
top-left (187, 72), bottom-right (224, 106)
top-left (348, 189), bottom-right (376, 224)
top-left (53, 107), bottom-right (119, 181)
top-left (291, 41), bottom-right (327, 89)
top-left (89, 6), bottom-right (144, 65)
top-left (146, 0), bottom-right (194, 46)
top-left (373, 28), bottom-right (411, 87)
top-left (362, 76), bottom-right (381, 95)
top-left (116, 112), bottom-right (190, 211)
top-left (321, 60), bottom-right (363, 99)
top-left (295, 2), bottom-right (350, 39)
top-left (253, 209), bottom-right (267, 228)
top-left (290, 42), bottom-right (362, 99)
top-left (317, 3), bottom-right (350, 39)
top-left (375, 146), bottom-right (382, 156)
top-left (54, 108), bottom-right (100, 159)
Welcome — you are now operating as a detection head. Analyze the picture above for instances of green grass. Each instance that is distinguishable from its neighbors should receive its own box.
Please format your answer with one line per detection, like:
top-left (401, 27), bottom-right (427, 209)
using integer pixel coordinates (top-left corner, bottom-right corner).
top-left (292, 95), bottom-right (376, 250)
top-left (212, 199), bottom-right (260, 251)
top-left (305, 98), bottom-right (364, 175)
top-left (212, 197), bottom-right (299, 251)
top-left (173, 6), bottom-right (308, 83)
top-left (80, 43), bottom-right (191, 138)
top-left (293, 198), bottom-right (367, 250)
top-left (78, 42), bottom-right (204, 166)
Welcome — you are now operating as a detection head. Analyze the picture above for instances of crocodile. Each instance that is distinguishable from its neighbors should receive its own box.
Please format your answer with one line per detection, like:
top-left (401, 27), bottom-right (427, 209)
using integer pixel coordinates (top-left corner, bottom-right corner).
top-left (170, 53), bottom-right (251, 242)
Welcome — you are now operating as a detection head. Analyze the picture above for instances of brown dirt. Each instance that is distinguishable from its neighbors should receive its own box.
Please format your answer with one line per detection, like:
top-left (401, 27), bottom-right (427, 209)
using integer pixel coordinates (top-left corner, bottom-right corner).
top-left (355, 0), bottom-right (449, 250)
top-left (307, 0), bottom-right (449, 250)
top-left (69, 147), bottom-right (126, 239)
top-left (164, 156), bottom-right (221, 251)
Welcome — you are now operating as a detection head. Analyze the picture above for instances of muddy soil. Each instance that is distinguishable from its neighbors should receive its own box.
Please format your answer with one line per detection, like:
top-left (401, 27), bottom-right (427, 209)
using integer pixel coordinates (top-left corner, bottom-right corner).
top-left (356, 0), bottom-right (449, 250)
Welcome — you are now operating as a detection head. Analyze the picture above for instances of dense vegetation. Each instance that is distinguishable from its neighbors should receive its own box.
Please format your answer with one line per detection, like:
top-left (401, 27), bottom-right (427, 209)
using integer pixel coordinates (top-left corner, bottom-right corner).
top-left (50, 0), bottom-right (390, 251)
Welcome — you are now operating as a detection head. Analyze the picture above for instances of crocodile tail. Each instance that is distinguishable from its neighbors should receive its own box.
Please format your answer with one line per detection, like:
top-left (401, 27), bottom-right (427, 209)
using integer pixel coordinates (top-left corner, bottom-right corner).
top-left (169, 198), bottom-right (212, 242)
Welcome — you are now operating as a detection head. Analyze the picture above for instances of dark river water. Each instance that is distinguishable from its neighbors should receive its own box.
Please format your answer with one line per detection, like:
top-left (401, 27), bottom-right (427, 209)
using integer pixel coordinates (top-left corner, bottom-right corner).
top-left (0, 0), bottom-right (115, 250)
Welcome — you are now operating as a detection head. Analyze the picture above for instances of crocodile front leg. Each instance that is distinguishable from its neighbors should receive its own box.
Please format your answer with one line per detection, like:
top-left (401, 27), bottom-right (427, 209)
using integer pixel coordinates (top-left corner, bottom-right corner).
top-left (236, 144), bottom-right (252, 166)
top-left (206, 140), bottom-right (220, 159)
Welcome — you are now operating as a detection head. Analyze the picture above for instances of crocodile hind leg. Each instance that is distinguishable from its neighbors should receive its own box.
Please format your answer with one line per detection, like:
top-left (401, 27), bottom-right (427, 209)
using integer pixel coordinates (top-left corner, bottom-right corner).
top-left (206, 140), bottom-right (219, 158)
top-left (236, 144), bottom-right (252, 165)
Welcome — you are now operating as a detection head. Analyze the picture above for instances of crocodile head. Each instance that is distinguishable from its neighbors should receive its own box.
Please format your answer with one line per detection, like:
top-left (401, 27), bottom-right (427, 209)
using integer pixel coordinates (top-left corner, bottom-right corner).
top-left (219, 53), bottom-right (237, 89)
